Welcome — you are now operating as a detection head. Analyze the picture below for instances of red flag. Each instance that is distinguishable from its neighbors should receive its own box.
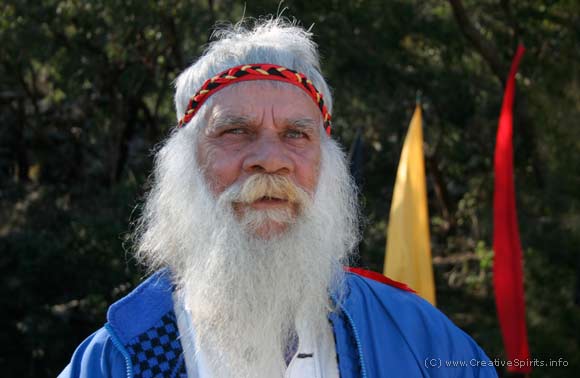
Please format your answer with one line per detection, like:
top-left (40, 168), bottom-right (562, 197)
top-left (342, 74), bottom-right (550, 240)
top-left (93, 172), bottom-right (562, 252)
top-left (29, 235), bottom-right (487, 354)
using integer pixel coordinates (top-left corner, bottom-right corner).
top-left (493, 44), bottom-right (531, 373)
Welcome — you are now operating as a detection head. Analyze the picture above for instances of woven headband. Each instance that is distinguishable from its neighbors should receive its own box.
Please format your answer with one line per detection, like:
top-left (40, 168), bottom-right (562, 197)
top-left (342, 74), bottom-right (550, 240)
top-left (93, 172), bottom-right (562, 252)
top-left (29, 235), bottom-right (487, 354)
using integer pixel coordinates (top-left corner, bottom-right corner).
top-left (177, 63), bottom-right (332, 135)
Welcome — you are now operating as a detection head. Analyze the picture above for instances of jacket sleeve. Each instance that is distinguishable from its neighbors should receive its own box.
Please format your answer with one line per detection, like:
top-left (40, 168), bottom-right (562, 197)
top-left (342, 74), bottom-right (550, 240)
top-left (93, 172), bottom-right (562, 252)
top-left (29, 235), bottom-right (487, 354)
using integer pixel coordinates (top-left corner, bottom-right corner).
top-left (345, 273), bottom-right (498, 377)
top-left (58, 327), bottom-right (128, 378)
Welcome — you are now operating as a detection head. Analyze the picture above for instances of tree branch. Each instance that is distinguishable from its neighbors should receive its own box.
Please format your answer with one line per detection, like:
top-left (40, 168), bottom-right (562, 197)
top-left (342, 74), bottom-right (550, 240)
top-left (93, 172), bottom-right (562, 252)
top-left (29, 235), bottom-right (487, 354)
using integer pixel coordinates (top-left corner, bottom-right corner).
top-left (447, 0), bottom-right (507, 83)
top-left (500, 0), bottom-right (522, 48)
top-left (427, 153), bottom-right (455, 233)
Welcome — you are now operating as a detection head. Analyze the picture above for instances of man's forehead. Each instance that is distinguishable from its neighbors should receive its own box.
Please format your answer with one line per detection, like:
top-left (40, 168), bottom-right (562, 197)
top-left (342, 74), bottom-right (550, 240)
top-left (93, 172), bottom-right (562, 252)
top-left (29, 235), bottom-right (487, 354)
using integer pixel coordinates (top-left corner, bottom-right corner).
top-left (207, 111), bottom-right (320, 132)
top-left (204, 82), bottom-right (323, 130)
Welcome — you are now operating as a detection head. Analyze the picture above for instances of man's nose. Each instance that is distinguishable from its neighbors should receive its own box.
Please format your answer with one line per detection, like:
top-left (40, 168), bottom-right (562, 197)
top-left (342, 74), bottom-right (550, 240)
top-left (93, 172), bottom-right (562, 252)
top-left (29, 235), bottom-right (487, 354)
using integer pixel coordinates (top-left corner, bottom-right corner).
top-left (242, 134), bottom-right (293, 175)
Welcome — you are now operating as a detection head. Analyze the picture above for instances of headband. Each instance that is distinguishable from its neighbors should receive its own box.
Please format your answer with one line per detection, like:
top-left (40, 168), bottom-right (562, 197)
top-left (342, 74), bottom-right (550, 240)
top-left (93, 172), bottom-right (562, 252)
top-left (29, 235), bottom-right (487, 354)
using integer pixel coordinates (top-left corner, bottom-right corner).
top-left (177, 63), bottom-right (332, 135)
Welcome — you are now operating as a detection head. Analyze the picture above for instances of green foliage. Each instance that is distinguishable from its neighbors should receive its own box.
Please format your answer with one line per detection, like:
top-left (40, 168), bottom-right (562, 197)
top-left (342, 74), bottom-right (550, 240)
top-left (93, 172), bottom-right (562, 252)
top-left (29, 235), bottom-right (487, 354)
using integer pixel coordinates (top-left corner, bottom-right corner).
top-left (1, 0), bottom-right (579, 376)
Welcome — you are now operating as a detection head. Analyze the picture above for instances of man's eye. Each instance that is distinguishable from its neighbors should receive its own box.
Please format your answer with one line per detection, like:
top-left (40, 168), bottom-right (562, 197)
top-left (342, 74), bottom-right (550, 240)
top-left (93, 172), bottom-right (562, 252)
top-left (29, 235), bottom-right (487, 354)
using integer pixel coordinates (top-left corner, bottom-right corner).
top-left (286, 130), bottom-right (307, 139)
top-left (223, 128), bottom-right (247, 135)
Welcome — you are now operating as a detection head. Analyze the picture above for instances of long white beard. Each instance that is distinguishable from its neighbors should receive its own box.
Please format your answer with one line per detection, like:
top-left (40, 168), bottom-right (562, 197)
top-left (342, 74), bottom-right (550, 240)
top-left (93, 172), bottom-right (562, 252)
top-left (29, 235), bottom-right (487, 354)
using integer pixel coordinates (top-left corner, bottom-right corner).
top-left (134, 128), bottom-right (360, 378)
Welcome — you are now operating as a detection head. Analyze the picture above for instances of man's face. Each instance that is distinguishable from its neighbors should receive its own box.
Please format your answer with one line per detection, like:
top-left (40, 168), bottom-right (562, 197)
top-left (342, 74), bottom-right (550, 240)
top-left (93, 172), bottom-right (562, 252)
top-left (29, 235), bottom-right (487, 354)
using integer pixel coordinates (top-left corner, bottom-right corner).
top-left (196, 81), bottom-right (323, 237)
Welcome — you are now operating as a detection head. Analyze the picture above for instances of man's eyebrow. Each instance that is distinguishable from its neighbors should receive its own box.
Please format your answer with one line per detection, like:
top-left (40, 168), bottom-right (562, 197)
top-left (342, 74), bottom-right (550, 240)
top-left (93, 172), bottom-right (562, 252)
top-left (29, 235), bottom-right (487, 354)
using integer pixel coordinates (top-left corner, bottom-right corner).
top-left (286, 117), bottom-right (319, 131)
top-left (208, 114), bottom-right (254, 131)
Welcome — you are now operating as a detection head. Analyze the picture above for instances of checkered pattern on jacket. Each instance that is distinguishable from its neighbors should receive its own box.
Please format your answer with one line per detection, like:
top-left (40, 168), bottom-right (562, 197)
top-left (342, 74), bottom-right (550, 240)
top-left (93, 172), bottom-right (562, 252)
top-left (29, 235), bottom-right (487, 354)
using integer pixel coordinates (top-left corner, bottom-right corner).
top-left (126, 312), bottom-right (186, 378)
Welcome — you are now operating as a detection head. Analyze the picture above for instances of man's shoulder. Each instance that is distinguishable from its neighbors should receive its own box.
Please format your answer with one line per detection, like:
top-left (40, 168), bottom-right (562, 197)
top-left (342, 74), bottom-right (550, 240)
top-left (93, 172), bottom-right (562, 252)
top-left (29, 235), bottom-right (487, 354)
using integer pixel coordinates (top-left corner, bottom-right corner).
top-left (60, 271), bottom-right (185, 378)
top-left (342, 268), bottom-right (497, 377)
top-left (343, 267), bottom-right (427, 311)
top-left (345, 266), bottom-right (416, 293)
top-left (343, 267), bottom-right (465, 336)
top-left (106, 269), bottom-right (175, 344)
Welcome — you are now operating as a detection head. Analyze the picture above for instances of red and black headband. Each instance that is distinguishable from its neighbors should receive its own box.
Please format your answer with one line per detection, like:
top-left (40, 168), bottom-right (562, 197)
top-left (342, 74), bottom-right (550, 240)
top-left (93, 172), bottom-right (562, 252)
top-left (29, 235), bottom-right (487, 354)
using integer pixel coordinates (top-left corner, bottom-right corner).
top-left (177, 63), bottom-right (332, 135)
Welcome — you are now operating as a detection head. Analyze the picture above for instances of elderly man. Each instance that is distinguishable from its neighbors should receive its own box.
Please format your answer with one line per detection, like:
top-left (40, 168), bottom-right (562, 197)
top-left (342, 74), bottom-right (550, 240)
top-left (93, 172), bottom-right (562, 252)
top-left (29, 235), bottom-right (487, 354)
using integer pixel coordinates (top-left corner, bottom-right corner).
top-left (61, 19), bottom-right (497, 378)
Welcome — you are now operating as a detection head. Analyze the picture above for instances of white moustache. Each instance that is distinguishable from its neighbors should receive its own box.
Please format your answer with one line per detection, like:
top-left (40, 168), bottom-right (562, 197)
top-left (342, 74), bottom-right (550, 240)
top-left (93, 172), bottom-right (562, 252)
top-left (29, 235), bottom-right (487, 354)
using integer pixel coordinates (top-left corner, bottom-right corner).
top-left (221, 174), bottom-right (312, 208)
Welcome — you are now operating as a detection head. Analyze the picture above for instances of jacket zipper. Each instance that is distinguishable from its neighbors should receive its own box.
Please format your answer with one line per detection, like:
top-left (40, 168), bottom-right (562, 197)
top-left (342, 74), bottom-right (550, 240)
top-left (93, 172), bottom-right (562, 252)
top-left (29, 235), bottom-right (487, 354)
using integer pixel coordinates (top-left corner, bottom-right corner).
top-left (339, 306), bottom-right (368, 378)
top-left (105, 323), bottom-right (133, 378)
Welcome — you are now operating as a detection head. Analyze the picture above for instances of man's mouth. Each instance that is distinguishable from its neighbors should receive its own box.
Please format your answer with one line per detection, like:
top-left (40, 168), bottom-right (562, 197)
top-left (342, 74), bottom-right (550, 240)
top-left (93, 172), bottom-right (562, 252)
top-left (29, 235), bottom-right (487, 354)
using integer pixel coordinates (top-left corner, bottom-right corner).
top-left (260, 195), bottom-right (285, 201)
top-left (250, 196), bottom-right (290, 209)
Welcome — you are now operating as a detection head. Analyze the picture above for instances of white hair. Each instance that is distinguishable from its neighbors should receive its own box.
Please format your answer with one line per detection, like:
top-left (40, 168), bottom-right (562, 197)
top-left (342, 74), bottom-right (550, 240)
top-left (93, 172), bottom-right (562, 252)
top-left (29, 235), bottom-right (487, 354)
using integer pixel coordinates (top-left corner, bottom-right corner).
top-left (174, 17), bottom-right (333, 124)
top-left (133, 18), bottom-right (360, 378)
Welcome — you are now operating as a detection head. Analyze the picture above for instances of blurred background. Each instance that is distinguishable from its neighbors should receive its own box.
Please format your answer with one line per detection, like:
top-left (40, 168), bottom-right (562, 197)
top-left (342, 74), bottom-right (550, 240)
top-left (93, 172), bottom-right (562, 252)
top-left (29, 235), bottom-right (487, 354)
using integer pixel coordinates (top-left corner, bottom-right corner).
top-left (1, 0), bottom-right (579, 376)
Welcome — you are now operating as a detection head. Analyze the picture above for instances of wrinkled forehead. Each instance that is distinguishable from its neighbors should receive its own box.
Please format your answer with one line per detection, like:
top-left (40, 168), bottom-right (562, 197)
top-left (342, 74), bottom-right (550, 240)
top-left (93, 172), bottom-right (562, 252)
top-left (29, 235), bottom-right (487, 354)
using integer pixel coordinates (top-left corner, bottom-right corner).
top-left (202, 81), bottom-right (324, 133)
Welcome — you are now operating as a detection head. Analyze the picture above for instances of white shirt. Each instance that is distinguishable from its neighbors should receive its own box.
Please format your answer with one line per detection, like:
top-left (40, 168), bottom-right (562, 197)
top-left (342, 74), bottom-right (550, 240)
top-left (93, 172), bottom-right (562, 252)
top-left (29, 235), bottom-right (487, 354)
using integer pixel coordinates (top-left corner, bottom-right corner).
top-left (174, 294), bottom-right (339, 378)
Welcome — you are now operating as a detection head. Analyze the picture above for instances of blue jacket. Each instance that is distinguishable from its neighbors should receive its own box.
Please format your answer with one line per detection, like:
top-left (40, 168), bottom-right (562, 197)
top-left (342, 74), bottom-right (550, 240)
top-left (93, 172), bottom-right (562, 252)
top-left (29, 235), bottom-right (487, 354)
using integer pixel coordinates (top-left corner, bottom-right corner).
top-left (60, 270), bottom-right (497, 377)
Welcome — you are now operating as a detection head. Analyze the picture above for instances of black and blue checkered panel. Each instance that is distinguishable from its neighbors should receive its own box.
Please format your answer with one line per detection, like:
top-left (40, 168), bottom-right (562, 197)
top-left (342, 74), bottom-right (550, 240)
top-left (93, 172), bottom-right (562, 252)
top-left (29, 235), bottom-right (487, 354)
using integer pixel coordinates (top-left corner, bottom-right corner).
top-left (126, 312), bottom-right (186, 378)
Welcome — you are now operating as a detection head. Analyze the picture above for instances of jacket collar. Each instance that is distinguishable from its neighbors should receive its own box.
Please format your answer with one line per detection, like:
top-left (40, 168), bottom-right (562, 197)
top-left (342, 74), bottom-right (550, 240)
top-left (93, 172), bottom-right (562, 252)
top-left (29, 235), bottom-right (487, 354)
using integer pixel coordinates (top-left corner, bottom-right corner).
top-left (106, 269), bottom-right (175, 344)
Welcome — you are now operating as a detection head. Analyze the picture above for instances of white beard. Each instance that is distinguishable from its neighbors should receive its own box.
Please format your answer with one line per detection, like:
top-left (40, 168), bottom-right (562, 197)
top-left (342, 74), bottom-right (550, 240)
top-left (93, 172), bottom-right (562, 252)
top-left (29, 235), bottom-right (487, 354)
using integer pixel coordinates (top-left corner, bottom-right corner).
top-left (134, 128), bottom-right (360, 378)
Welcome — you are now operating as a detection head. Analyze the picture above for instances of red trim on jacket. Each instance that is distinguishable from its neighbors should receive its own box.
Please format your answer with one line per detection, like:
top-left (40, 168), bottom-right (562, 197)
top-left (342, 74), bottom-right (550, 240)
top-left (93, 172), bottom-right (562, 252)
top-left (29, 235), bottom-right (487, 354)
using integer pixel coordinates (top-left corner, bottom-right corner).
top-left (345, 267), bottom-right (416, 293)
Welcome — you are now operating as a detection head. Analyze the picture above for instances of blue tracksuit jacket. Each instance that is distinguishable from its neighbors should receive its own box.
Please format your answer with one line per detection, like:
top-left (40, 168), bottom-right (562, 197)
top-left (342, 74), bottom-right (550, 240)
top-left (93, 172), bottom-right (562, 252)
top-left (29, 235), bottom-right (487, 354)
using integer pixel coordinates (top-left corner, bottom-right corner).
top-left (59, 269), bottom-right (497, 377)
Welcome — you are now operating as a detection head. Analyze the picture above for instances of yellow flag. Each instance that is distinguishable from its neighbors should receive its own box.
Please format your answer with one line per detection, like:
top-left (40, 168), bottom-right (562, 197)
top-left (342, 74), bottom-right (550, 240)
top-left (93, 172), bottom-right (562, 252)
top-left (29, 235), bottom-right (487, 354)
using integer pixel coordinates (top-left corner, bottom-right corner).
top-left (384, 104), bottom-right (436, 305)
